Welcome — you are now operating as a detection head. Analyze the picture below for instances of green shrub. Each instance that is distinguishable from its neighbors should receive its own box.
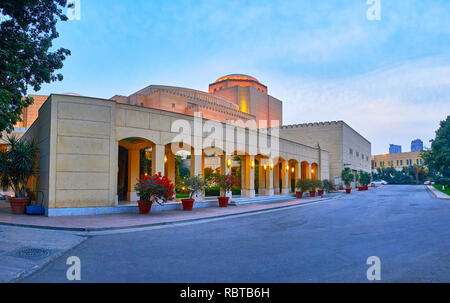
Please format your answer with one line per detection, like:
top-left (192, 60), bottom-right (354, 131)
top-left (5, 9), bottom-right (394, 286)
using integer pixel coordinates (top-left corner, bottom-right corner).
top-left (296, 179), bottom-right (312, 192)
top-left (322, 179), bottom-right (334, 192)
top-left (341, 168), bottom-right (354, 188)
top-left (313, 179), bottom-right (323, 190)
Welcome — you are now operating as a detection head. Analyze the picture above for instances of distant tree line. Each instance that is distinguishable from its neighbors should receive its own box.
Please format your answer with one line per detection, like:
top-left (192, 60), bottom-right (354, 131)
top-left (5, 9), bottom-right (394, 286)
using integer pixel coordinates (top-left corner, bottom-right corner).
top-left (372, 166), bottom-right (428, 185)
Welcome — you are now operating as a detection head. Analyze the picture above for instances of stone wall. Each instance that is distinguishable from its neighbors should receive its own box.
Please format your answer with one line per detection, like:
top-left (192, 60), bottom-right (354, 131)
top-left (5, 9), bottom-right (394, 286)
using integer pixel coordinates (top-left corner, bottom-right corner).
top-left (280, 121), bottom-right (371, 184)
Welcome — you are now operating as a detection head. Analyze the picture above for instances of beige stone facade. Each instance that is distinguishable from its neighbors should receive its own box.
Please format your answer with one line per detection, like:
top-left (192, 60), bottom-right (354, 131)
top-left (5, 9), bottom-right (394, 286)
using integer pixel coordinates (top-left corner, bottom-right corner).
top-left (22, 94), bottom-right (329, 215)
top-left (279, 121), bottom-right (372, 185)
top-left (371, 151), bottom-right (423, 171)
top-left (13, 74), bottom-right (374, 216)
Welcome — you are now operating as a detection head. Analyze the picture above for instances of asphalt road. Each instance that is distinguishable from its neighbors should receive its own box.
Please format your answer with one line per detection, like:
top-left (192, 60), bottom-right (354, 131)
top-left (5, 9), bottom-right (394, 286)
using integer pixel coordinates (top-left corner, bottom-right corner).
top-left (22, 185), bottom-right (450, 282)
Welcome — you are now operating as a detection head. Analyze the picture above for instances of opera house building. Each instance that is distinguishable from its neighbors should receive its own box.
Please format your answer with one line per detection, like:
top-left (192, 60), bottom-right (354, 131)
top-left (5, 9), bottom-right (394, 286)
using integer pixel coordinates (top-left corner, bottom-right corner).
top-left (15, 74), bottom-right (371, 216)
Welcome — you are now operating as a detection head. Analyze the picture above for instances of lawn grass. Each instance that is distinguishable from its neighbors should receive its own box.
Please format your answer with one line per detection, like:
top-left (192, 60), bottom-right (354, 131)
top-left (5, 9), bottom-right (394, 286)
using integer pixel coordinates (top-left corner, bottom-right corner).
top-left (175, 193), bottom-right (189, 199)
top-left (433, 185), bottom-right (450, 196)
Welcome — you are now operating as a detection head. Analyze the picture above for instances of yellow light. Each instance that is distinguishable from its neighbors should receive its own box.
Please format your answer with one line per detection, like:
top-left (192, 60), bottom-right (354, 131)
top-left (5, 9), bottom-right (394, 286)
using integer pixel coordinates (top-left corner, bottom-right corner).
top-left (286, 165), bottom-right (289, 171)
top-left (227, 159), bottom-right (232, 167)
top-left (251, 160), bottom-right (255, 168)
top-left (164, 155), bottom-right (168, 163)
top-left (182, 186), bottom-right (185, 190)
top-left (311, 169), bottom-right (315, 173)
top-left (264, 165), bottom-right (267, 170)
top-left (144, 172), bottom-right (148, 176)
top-left (270, 163), bottom-right (274, 170)
top-left (291, 167), bottom-right (294, 173)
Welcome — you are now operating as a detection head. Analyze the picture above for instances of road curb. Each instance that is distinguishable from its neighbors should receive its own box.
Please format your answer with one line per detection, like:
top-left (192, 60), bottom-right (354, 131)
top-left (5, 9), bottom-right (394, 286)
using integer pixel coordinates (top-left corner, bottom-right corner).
top-left (426, 185), bottom-right (450, 200)
top-left (0, 196), bottom-right (339, 233)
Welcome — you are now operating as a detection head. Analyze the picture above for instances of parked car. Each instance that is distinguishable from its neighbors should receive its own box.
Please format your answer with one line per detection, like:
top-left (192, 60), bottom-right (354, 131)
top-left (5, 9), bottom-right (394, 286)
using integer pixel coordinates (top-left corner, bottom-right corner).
top-left (424, 181), bottom-right (435, 185)
top-left (371, 180), bottom-right (388, 186)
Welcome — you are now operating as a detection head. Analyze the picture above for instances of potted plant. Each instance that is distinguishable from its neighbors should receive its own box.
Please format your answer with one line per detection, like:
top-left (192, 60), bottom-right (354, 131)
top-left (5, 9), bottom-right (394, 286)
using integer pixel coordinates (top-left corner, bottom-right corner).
top-left (295, 179), bottom-right (312, 198)
top-left (322, 179), bottom-right (334, 193)
top-left (0, 135), bottom-right (37, 214)
top-left (216, 174), bottom-right (239, 207)
top-left (180, 175), bottom-right (205, 211)
top-left (315, 180), bottom-right (324, 196)
top-left (358, 170), bottom-right (371, 190)
top-left (134, 172), bottom-right (175, 214)
top-left (341, 168), bottom-right (354, 194)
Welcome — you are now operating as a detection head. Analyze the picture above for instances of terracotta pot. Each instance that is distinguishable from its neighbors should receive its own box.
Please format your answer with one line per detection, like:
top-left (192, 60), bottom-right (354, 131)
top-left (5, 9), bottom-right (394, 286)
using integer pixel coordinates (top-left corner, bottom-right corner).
top-left (181, 198), bottom-right (194, 211)
top-left (138, 200), bottom-right (152, 214)
top-left (218, 196), bottom-right (230, 207)
top-left (309, 190), bottom-right (316, 197)
top-left (295, 191), bottom-right (303, 198)
top-left (346, 188), bottom-right (352, 194)
top-left (318, 189), bottom-right (324, 196)
top-left (9, 197), bottom-right (28, 214)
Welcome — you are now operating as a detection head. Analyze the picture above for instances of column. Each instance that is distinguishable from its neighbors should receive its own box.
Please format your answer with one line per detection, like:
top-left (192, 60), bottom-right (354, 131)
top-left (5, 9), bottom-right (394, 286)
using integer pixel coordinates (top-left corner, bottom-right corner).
top-left (127, 148), bottom-right (140, 202)
top-left (152, 144), bottom-right (165, 176)
top-left (273, 162), bottom-right (280, 194)
top-left (166, 150), bottom-right (176, 184)
top-left (219, 152), bottom-right (232, 175)
top-left (242, 155), bottom-right (255, 198)
top-left (258, 159), bottom-right (266, 195)
top-left (190, 147), bottom-right (203, 201)
top-left (281, 160), bottom-right (290, 194)
top-left (264, 161), bottom-right (274, 196)
top-left (190, 147), bottom-right (203, 177)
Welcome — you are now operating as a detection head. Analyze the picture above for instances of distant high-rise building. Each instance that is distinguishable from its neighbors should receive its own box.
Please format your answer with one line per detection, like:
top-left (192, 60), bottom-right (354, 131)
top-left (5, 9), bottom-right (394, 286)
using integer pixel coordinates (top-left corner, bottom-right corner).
top-left (389, 144), bottom-right (402, 154)
top-left (411, 139), bottom-right (423, 152)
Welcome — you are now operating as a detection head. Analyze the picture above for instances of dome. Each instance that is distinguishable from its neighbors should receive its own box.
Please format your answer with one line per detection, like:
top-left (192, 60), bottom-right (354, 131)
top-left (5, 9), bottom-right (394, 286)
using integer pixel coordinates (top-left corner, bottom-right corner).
top-left (214, 74), bottom-right (259, 83)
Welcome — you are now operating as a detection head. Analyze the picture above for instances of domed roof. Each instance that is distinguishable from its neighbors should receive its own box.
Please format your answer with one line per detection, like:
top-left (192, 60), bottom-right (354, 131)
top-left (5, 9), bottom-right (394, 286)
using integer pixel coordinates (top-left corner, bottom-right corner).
top-left (214, 74), bottom-right (259, 83)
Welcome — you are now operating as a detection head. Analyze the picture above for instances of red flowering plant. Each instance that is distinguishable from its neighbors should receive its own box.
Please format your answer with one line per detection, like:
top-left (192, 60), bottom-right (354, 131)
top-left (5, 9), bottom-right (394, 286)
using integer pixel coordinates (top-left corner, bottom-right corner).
top-left (134, 172), bottom-right (175, 204)
top-left (216, 174), bottom-right (240, 193)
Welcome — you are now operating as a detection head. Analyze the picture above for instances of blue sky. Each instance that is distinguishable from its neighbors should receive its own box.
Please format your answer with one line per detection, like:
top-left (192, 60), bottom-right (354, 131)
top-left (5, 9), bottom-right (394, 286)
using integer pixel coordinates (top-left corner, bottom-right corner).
top-left (34, 0), bottom-right (450, 154)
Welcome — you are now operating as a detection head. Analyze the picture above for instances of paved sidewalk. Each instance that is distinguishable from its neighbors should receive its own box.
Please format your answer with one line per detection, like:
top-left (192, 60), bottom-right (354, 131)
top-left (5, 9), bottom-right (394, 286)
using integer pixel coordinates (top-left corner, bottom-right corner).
top-left (427, 185), bottom-right (450, 200)
top-left (0, 194), bottom-right (342, 232)
top-left (0, 225), bottom-right (85, 282)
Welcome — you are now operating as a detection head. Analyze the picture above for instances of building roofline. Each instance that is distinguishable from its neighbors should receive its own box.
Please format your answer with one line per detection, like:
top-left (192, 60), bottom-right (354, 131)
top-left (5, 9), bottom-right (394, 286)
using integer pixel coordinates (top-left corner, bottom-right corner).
top-left (281, 120), bottom-right (371, 145)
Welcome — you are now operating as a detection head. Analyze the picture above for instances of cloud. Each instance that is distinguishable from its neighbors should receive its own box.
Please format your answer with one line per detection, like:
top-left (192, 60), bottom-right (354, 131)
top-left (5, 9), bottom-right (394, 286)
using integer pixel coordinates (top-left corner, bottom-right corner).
top-left (274, 55), bottom-right (450, 154)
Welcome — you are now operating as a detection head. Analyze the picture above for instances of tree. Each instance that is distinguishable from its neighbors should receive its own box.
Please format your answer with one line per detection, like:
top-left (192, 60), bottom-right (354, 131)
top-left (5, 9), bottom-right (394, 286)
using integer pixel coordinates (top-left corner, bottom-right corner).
top-left (0, 0), bottom-right (71, 132)
top-left (341, 168), bottom-right (354, 189)
top-left (422, 115), bottom-right (450, 177)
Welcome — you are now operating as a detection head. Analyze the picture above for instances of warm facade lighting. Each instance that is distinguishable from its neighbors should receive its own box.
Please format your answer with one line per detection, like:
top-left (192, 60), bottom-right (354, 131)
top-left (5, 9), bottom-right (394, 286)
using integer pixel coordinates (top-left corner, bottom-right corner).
top-left (286, 165), bottom-right (289, 171)
top-left (164, 155), bottom-right (168, 163)
top-left (227, 158), bottom-right (232, 167)
top-left (251, 160), bottom-right (255, 168)
top-left (291, 167), bottom-right (294, 173)
top-left (311, 169), bottom-right (315, 173)
top-left (270, 163), bottom-right (274, 170)
top-left (264, 165), bottom-right (267, 170)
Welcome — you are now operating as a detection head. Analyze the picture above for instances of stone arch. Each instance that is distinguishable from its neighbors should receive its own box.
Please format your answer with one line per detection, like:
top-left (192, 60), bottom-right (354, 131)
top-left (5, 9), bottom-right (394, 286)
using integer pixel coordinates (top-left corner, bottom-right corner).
top-left (118, 137), bottom-right (156, 202)
top-left (288, 159), bottom-right (299, 192)
top-left (311, 162), bottom-right (318, 180)
top-left (301, 161), bottom-right (310, 180)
